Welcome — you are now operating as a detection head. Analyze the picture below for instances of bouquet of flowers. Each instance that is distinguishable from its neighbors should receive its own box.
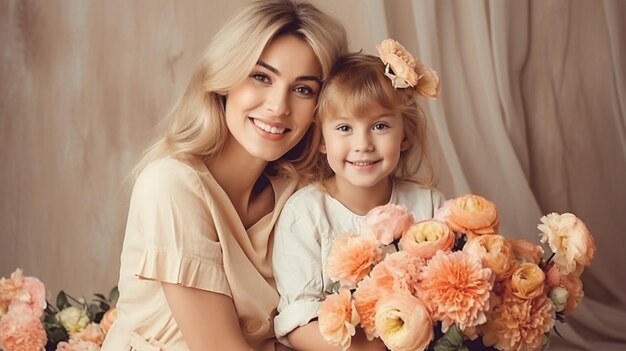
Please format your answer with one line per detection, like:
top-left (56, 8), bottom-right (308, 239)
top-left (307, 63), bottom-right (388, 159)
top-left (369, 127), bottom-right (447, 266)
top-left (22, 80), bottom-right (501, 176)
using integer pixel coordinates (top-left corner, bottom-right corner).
top-left (318, 194), bottom-right (596, 351)
top-left (0, 269), bottom-right (118, 351)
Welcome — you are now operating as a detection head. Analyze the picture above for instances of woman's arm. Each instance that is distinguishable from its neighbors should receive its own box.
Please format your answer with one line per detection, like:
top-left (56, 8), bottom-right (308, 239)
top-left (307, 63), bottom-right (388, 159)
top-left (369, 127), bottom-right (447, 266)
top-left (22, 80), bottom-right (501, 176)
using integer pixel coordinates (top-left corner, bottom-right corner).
top-left (162, 282), bottom-right (253, 351)
top-left (287, 321), bottom-right (386, 351)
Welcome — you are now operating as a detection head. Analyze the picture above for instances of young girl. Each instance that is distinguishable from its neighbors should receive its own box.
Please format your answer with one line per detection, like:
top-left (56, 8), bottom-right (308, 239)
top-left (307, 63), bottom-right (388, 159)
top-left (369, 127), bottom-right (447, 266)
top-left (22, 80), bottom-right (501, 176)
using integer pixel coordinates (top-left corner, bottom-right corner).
top-left (272, 41), bottom-right (445, 351)
top-left (101, 1), bottom-right (347, 350)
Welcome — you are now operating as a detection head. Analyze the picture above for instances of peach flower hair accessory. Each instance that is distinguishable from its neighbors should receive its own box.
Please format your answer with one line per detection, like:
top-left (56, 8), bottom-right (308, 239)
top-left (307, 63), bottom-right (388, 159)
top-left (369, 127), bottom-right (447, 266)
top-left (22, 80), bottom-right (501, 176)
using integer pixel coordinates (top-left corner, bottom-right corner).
top-left (376, 39), bottom-right (440, 98)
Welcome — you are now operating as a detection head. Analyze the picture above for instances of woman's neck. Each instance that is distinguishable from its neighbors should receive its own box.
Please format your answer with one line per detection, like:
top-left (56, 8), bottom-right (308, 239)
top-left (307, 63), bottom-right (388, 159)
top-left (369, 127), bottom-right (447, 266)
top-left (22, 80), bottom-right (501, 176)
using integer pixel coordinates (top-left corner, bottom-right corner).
top-left (324, 176), bottom-right (393, 216)
top-left (204, 139), bottom-right (273, 227)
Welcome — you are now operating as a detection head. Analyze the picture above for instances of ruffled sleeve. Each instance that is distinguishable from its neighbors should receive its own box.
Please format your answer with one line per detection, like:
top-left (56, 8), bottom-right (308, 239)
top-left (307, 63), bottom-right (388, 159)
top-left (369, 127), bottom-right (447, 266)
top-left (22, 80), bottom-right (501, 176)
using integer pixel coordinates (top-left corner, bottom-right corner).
top-left (129, 158), bottom-right (231, 297)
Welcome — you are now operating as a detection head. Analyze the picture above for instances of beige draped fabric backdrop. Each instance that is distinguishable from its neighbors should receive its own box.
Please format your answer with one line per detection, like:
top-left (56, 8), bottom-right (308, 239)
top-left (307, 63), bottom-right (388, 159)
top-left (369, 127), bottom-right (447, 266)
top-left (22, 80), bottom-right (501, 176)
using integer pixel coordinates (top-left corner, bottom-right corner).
top-left (1, 0), bottom-right (624, 349)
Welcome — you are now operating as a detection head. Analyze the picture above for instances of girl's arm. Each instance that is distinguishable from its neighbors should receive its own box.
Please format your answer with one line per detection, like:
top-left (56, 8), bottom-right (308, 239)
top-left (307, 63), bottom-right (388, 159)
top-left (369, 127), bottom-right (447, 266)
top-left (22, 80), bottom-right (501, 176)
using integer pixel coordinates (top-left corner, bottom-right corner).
top-left (287, 321), bottom-right (386, 351)
top-left (162, 282), bottom-right (253, 351)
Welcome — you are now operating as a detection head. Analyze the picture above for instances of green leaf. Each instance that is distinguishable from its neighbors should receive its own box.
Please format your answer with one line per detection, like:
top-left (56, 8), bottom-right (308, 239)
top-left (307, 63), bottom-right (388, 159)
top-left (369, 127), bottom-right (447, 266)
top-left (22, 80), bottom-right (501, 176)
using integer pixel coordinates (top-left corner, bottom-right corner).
top-left (45, 324), bottom-right (69, 345)
top-left (94, 293), bottom-right (107, 301)
top-left (109, 286), bottom-right (119, 305)
top-left (56, 291), bottom-right (71, 310)
top-left (433, 324), bottom-right (465, 351)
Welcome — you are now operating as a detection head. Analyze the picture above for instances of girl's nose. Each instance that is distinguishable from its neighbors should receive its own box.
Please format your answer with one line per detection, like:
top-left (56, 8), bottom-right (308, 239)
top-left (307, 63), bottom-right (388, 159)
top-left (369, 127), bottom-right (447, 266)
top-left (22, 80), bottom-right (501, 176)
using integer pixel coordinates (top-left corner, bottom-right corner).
top-left (354, 130), bottom-right (374, 152)
top-left (266, 88), bottom-right (290, 116)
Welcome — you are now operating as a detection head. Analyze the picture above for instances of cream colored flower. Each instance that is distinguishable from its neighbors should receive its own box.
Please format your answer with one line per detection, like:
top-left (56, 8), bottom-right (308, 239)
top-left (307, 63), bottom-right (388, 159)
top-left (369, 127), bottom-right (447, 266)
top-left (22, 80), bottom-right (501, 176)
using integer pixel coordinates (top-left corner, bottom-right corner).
top-left (400, 220), bottom-right (455, 260)
top-left (377, 39), bottom-right (419, 89)
top-left (375, 293), bottom-right (433, 351)
top-left (318, 289), bottom-right (360, 350)
top-left (548, 287), bottom-right (569, 313)
top-left (538, 213), bottom-right (596, 275)
top-left (415, 66), bottom-right (441, 98)
top-left (56, 306), bottom-right (91, 333)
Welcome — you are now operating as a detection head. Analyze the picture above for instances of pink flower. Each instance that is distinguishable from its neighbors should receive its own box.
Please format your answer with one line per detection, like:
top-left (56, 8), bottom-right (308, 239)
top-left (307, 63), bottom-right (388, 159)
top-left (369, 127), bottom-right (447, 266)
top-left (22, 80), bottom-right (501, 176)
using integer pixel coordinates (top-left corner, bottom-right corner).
top-left (375, 293), bottom-right (433, 351)
top-left (353, 276), bottom-right (386, 340)
top-left (480, 295), bottom-right (555, 351)
top-left (538, 213), bottom-right (596, 275)
top-left (463, 234), bottom-right (514, 279)
top-left (0, 303), bottom-right (47, 351)
top-left (399, 220), bottom-right (455, 260)
top-left (318, 289), bottom-right (360, 350)
top-left (362, 204), bottom-right (414, 245)
top-left (327, 232), bottom-right (384, 288)
top-left (0, 269), bottom-right (46, 318)
top-left (0, 269), bottom-right (25, 316)
top-left (435, 195), bottom-right (499, 239)
top-left (418, 251), bottom-right (494, 332)
top-left (99, 308), bottom-right (118, 335)
top-left (545, 265), bottom-right (584, 314)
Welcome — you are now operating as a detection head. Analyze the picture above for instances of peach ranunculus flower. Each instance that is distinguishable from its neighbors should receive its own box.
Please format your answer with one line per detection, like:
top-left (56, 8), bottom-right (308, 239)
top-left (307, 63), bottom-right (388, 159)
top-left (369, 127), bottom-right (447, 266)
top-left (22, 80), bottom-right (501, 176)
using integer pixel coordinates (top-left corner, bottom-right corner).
top-left (362, 204), bottom-right (414, 246)
top-left (418, 251), bottom-right (494, 333)
top-left (545, 264), bottom-right (584, 314)
top-left (435, 195), bottom-right (499, 239)
top-left (414, 65), bottom-right (441, 99)
top-left (479, 295), bottom-right (555, 351)
top-left (463, 234), bottom-right (514, 279)
top-left (318, 288), bottom-right (360, 350)
top-left (99, 307), bottom-right (118, 335)
top-left (538, 213), bottom-right (596, 275)
top-left (0, 303), bottom-right (47, 351)
top-left (508, 239), bottom-right (545, 265)
top-left (375, 293), bottom-right (433, 351)
top-left (327, 232), bottom-right (384, 288)
top-left (506, 263), bottom-right (545, 300)
top-left (0, 268), bottom-right (47, 319)
top-left (70, 322), bottom-right (105, 346)
top-left (352, 251), bottom-right (425, 340)
top-left (376, 39), bottom-right (419, 89)
top-left (399, 220), bottom-right (455, 260)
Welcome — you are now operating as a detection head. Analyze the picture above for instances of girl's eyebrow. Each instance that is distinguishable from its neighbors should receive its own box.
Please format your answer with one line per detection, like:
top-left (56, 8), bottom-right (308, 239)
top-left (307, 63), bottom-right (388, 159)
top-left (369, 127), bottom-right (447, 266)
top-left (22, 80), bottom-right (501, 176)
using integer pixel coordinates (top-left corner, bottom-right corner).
top-left (256, 61), bottom-right (321, 85)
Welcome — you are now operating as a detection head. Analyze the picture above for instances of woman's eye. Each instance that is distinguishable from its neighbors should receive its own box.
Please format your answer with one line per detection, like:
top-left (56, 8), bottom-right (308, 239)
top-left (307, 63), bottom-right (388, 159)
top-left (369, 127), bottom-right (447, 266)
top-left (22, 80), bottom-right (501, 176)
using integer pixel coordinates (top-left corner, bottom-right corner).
top-left (294, 86), bottom-right (316, 96)
top-left (373, 123), bottom-right (388, 130)
top-left (252, 72), bottom-right (270, 83)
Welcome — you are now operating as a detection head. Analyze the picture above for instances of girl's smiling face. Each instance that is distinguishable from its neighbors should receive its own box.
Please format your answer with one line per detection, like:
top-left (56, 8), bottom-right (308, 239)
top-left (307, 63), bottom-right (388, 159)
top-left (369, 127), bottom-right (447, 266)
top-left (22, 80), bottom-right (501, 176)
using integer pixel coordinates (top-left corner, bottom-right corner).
top-left (224, 34), bottom-right (322, 162)
top-left (319, 103), bottom-right (407, 192)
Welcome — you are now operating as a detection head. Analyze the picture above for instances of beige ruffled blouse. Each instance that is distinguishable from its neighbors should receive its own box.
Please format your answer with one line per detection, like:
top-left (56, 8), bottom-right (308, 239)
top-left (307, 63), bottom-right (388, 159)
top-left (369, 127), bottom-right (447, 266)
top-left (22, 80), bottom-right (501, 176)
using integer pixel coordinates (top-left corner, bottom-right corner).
top-left (101, 157), bottom-right (296, 351)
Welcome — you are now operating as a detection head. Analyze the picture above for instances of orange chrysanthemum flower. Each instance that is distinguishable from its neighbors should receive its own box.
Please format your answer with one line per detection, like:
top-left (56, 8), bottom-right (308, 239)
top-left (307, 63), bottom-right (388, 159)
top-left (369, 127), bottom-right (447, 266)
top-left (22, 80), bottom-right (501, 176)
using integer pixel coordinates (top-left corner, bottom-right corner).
top-left (480, 295), bottom-right (555, 351)
top-left (418, 251), bottom-right (494, 332)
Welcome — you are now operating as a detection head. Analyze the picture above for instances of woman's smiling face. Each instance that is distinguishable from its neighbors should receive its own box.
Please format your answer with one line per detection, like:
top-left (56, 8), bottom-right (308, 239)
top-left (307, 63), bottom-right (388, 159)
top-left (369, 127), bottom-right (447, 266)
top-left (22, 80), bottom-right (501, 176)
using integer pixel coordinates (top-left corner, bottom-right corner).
top-left (224, 34), bottom-right (322, 162)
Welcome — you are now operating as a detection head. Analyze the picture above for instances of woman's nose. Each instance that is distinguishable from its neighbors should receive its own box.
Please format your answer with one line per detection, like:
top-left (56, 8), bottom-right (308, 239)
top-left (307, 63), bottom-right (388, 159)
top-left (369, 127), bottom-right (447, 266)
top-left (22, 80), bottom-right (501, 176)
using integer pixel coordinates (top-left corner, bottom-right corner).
top-left (266, 88), bottom-right (290, 116)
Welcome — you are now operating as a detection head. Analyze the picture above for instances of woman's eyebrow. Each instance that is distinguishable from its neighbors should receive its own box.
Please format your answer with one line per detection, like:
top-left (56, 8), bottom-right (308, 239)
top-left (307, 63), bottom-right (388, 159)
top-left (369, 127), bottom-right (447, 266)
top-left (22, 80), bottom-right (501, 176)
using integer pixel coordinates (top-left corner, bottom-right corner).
top-left (256, 61), bottom-right (321, 84)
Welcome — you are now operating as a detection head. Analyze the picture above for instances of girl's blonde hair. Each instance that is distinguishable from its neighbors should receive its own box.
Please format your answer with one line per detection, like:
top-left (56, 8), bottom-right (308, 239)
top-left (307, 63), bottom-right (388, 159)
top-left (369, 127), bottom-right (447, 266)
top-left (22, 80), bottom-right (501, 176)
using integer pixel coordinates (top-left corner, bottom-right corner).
top-left (133, 0), bottom-right (348, 178)
top-left (298, 53), bottom-right (435, 186)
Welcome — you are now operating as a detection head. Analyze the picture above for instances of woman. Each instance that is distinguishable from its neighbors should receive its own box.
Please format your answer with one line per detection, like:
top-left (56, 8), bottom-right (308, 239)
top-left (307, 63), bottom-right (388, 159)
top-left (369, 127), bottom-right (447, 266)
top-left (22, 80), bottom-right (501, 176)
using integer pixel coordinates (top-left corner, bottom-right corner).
top-left (101, 1), bottom-right (348, 350)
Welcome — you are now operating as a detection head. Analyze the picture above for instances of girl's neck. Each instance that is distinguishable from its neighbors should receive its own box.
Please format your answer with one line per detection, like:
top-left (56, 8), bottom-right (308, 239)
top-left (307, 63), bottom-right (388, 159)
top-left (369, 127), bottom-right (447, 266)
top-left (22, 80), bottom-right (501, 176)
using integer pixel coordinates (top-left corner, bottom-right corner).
top-left (324, 176), bottom-right (393, 216)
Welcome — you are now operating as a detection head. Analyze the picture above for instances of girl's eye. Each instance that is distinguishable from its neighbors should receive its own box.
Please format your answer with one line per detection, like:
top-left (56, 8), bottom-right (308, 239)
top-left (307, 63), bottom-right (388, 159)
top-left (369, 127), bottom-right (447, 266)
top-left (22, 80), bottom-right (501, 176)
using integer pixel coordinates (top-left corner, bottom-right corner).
top-left (372, 123), bottom-right (389, 130)
top-left (337, 125), bottom-right (351, 132)
top-left (252, 72), bottom-right (270, 83)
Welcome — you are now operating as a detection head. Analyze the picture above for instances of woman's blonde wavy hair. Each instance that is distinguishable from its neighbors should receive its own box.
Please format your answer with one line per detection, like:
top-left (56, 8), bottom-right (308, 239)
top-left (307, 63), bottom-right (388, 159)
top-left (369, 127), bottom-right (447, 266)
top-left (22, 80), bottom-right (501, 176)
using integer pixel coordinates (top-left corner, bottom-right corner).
top-left (133, 0), bottom-right (348, 179)
top-left (297, 53), bottom-right (436, 187)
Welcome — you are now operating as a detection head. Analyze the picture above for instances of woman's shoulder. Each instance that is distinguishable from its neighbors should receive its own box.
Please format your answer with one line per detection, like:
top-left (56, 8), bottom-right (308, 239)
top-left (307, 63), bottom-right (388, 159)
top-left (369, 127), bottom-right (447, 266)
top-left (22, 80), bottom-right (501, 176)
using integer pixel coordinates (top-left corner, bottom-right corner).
top-left (133, 157), bottom-right (209, 197)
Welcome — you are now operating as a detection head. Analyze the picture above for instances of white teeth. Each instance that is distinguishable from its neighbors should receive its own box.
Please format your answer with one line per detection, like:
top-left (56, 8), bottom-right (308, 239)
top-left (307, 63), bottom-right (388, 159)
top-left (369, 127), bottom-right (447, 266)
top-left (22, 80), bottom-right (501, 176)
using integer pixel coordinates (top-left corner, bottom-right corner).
top-left (352, 161), bottom-right (375, 166)
top-left (253, 119), bottom-right (286, 134)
